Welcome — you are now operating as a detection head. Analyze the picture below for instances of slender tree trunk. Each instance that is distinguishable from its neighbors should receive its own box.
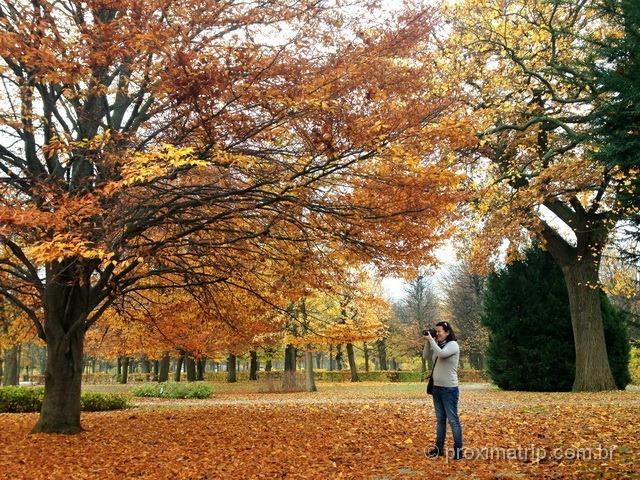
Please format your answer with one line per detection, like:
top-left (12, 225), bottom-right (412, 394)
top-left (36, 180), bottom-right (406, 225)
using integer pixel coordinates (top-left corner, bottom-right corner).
top-left (329, 345), bottom-right (335, 371)
top-left (305, 350), bottom-right (317, 392)
top-left (335, 344), bottom-right (343, 370)
top-left (196, 358), bottom-right (206, 381)
top-left (346, 343), bottom-right (359, 382)
top-left (265, 358), bottom-right (272, 372)
top-left (421, 355), bottom-right (427, 381)
top-left (152, 360), bottom-right (159, 381)
top-left (186, 354), bottom-right (197, 382)
top-left (562, 261), bottom-right (616, 391)
top-left (2, 345), bottom-right (19, 386)
top-left (376, 339), bottom-right (388, 370)
top-left (363, 342), bottom-right (369, 372)
top-left (227, 354), bottom-right (237, 383)
top-left (316, 353), bottom-right (322, 369)
top-left (158, 354), bottom-right (169, 382)
top-left (141, 358), bottom-right (151, 374)
top-left (116, 356), bottom-right (122, 383)
top-left (120, 357), bottom-right (129, 384)
top-left (249, 351), bottom-right (258, 380)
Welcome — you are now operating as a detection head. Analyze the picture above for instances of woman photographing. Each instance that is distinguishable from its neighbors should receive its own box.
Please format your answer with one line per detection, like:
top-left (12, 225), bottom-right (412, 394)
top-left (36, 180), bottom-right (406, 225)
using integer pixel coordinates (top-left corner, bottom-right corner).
top-left (423, 321), bottom-right (463, 460)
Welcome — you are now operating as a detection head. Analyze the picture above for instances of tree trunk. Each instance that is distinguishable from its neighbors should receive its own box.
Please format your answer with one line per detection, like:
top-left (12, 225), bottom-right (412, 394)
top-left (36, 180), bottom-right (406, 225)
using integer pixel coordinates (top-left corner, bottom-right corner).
top-left (249, 350), bottom-right (258, 381)
top-left (346, 343), bottom-right (359, 382)
top-left (2, 345), bottom-right (20, 386)
top-left (174, 354), bottom-right (184, 382)
top-left (363, 342), bottom-right (369, 372)
top-left (116, 356), bottom-right (122, 383)
top-left (226, 354), bottom-right (237, 383)
top-left (421, 356), bottom-right (427, 381)
top-left (185, 354), bottom-right (197, 382)
top-left (158, 354), bottom-right (169, 382)
top-left (265, 358), bottom-right (272, 372)
top-left (32, 319), bottom-right (85, 433)
top-left (329, 345), bottom-right (335, 371)
top-left (141, 358), bottom-right (152, 374)
top-left (196, 358), bottom-right (206, 381)
top-left (335, 344), bottom-right (343, 370)
top-left (562, 261), bottom-right (616, 391)
top-left (120, 357), bottom-right (129, 384)
top-left (540, 204), bottom-right (616, 391)
top-left (284, 344), bottom-right (297, 372)
top-left (305, 350), bottom-right (317, 392)
top-left (316, 352), bottom-right (322, 369)
top-left (376, 339), bottom-right (388, 370)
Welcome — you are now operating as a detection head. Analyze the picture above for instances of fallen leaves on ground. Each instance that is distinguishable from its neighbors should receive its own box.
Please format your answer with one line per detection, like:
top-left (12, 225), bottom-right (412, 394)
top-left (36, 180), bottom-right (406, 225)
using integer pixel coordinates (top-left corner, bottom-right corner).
top-left (0, 386), bottom-right (638, 479)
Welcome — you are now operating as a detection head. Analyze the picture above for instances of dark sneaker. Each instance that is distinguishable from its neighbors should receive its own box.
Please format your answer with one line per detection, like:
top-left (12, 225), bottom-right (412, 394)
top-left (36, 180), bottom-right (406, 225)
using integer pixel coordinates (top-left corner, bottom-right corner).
top-left (425, 446), bottom-right (443, 458)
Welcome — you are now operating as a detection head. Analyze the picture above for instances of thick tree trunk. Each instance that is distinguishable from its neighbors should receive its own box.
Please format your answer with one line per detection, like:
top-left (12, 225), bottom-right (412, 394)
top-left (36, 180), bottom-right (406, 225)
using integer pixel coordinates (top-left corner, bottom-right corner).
top-left (305, 350), bottom-right (317, 392)
top-left (158, 354), bottom-right (169, 382)
top-left (376, 339), bottom-right (388, 370)
top-left (540, 202), bottom-right (616, 391)
top-left (174, 354), bottom-right (184, 382)
top-left (2, 345), bottom-right (19, 386)
top-left (32, 328), bottom-right (85, 434)
top-left (226, 354), bottom-right (237, 383)
top-left (186, 355), bottom-right (197, 382)
top-left (196, 358), bottom-right (206, 381)
top-left (284, 344), bottom-right (297, 372)
top-left (346, 343), bottom-right (359, 382)
top-left (249, 350), bottom-right (258, 381)
top-left (562, 261), bottom-right (616, 391)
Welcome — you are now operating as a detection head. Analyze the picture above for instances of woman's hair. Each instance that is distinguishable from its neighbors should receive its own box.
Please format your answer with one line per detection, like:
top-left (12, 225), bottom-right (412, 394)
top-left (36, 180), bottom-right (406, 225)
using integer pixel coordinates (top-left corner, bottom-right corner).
top-left (436, 321), bottom-right (457, 342)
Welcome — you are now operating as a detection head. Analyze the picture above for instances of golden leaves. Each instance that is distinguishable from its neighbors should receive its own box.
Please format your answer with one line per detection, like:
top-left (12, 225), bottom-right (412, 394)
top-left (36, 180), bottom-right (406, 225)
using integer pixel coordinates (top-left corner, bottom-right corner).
top-left (27, 233), bottom-right (109, 264)
top-left (120, 144), bottom-right (207, 186)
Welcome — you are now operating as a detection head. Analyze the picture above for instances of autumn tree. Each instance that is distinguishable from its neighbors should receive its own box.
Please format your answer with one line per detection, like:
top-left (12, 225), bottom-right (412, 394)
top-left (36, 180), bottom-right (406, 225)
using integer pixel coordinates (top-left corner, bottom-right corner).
top-left (398, 273), bottom-right (439, 374)
top-left (0, 0), bottom-right (472, 432)
top-left (441, 260), bottom-right (488, 370)
top-left (444, 0), bottom-right (638, 390)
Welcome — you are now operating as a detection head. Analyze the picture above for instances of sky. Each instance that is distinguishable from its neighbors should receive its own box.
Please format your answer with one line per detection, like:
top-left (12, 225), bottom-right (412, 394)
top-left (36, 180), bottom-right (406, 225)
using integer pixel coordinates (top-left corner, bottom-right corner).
top-left (381, 240), bottom-right (459, 302)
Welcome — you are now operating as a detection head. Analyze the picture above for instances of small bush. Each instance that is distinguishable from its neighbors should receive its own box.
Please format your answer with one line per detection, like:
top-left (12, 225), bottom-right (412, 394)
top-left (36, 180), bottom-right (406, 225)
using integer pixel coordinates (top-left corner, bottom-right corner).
top-left (81, 392), bottom-right (130, 411)
top-left (131, 382), bottom-right (214, 399)
top-left (0, 387), bottom-right (130, 413)
top-left (0, 386), bottom-right (45, 413)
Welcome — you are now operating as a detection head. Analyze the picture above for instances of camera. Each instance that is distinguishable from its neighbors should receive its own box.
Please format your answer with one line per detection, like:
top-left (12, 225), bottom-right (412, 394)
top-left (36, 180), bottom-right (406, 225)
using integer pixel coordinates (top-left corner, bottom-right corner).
top-left (422, 328), bottom-right (437, 337)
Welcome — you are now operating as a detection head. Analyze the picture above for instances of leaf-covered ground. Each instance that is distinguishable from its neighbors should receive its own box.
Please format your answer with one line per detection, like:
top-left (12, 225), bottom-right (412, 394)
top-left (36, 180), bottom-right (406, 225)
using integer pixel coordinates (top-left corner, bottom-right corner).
top-left (1, 383), bottom-right (638, 479)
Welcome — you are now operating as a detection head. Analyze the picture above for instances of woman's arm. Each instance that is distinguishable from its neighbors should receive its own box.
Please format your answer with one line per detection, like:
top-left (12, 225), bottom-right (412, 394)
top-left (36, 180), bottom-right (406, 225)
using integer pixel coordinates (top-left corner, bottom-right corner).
top-left (428, 338), bottom-right (459, 359)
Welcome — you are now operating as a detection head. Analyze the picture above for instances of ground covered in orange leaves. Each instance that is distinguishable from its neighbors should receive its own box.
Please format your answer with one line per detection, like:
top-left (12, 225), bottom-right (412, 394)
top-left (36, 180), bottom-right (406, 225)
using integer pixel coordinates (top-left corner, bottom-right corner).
top-left (0, 383), bottom-right (638, 479)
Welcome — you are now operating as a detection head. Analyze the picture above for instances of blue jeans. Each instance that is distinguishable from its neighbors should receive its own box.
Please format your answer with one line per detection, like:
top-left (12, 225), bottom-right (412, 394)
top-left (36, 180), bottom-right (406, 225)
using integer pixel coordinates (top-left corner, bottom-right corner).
top-left (432, 386), bottom-right (463, 453)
